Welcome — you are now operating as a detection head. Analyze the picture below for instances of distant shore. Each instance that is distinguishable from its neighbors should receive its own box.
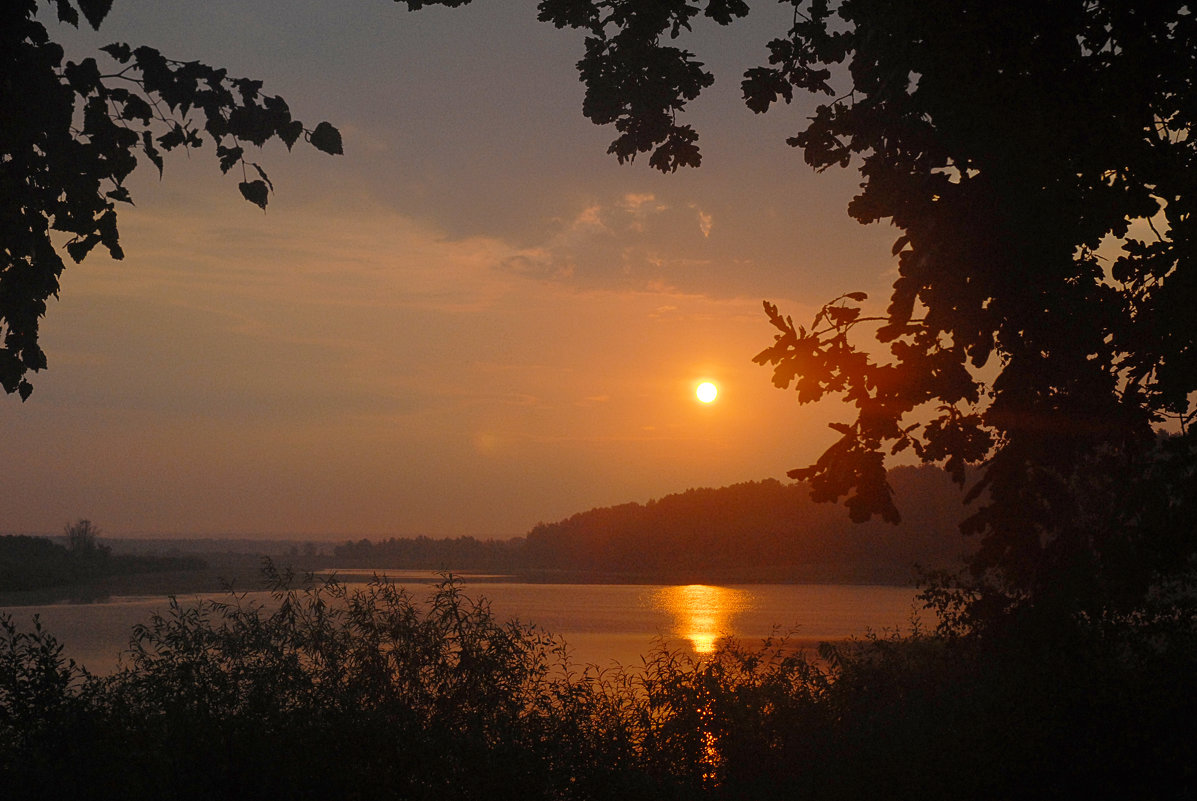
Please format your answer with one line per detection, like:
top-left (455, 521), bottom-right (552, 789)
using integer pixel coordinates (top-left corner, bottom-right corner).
top-left (0, 558), bottom-right (921, 608)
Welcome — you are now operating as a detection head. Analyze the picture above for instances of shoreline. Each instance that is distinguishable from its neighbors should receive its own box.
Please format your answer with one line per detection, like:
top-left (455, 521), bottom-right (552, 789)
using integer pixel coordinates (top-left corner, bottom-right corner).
top-left (0, 560), bottom-right (921, 608)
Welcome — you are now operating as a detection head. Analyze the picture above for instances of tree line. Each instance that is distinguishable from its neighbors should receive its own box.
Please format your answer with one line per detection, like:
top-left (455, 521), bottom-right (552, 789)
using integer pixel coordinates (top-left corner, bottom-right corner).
top-left (333, 466), bottom-right (970, 584)
top-left (333, 535), bottom-right (524, 574)
top-left (521, 466), bottom-right (968, 582)
top-left (0, 521), bottom-right (205, 593)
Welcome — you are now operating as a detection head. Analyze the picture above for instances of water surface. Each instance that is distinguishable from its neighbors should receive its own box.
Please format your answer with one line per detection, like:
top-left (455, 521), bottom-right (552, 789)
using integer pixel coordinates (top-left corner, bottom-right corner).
top-left (2, 572), bottom-right (925, 673)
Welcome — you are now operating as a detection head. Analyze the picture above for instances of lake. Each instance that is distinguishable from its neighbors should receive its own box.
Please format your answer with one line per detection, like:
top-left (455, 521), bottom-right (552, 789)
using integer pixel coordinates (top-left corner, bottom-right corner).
top-left (1, 571), bottom-right (929, 673)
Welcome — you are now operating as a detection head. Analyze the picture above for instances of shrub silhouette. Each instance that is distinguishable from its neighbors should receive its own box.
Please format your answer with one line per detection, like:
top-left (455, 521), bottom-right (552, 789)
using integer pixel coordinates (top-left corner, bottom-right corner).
top-left (2, 562), bottom-right (1194, 800)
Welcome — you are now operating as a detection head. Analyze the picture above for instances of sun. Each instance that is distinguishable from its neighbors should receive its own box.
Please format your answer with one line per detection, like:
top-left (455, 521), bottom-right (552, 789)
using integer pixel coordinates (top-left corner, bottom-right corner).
top-left (696, 381), bottom-right (718, 403)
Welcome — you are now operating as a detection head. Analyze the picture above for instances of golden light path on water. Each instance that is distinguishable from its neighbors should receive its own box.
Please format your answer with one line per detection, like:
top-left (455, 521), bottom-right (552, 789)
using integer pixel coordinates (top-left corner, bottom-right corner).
top-left (652, 584), bottom-right (754, 654)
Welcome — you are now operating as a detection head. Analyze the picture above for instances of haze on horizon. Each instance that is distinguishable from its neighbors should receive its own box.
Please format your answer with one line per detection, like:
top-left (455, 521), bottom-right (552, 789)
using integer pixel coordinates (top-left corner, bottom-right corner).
top-left (1, 0), bottom-right (900, 539)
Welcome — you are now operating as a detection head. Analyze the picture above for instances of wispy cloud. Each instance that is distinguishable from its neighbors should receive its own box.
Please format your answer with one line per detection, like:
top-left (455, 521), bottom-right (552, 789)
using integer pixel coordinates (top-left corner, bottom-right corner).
top-left (691, 203), bottom-right (713, 237)
top-left (495, 192), bottom-right (726, 291)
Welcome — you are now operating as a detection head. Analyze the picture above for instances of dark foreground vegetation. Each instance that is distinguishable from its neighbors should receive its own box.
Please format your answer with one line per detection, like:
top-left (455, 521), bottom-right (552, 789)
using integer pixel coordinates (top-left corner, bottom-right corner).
top-left (3, 563), bottom-right (1194, 801)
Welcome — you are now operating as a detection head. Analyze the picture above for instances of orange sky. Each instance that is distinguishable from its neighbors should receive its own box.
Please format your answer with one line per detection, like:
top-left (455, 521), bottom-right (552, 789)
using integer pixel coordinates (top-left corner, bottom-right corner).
top-left (1, 1), bottom-right (901, 538)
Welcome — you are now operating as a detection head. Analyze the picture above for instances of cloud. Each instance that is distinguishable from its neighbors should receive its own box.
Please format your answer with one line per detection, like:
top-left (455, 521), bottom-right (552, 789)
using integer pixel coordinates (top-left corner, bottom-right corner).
top-left (618, 192), bottom-right (669, 230)
top-left (574, 204), bottom-right (610, 232)
top-left (495, 193), bottom-right (723, 291)
top-left (500, 250), bottom-right (575, 280)
top-left (619, 193), bottom-right (665, 213)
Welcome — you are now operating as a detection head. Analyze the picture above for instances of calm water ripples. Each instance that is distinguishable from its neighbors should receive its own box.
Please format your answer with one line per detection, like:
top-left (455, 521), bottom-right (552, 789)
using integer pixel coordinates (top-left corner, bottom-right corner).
top-left (2, 572), bottom-right (925, 673)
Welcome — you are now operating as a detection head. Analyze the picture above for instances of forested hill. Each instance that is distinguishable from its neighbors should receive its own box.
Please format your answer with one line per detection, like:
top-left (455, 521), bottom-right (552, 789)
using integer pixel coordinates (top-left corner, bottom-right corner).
top-left (519, 466), bottom-right (974, 584)
top-left (331, 466), bottom-right (976, 583)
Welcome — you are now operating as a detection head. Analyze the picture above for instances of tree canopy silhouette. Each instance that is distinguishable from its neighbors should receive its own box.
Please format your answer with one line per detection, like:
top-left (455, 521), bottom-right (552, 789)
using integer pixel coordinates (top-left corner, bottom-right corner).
top-left (2, 0), bottom-right (342, 398)
top-left (741, 1), bottom-right (1196, 623)
top-left (523, 0), bottom-right (1197, 622)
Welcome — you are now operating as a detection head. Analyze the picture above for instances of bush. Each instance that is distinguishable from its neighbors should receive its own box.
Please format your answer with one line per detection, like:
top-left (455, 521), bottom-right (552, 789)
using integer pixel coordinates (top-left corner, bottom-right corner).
top-left (2, 562), bottom-right (1194, 800)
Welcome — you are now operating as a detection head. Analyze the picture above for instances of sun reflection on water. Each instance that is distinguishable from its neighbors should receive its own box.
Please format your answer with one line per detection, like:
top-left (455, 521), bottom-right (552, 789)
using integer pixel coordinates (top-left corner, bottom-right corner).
top-left (652, 584), bottom-right (754, 654)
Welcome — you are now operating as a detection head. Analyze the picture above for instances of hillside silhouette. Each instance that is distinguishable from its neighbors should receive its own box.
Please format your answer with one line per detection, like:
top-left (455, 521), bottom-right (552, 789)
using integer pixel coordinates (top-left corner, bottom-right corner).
top-left (336, 465), bottom-right (973, 584)
top-left (520, 466), bottom-right (970, 583)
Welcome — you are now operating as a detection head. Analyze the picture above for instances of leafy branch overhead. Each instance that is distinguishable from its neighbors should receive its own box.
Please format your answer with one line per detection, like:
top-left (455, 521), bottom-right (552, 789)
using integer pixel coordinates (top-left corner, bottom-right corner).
top-left (533, 0), bottom-right (751, 172)
top-left (1, 0), bottom-right (341, 399)
top-left (753, 295), bottom-right (989, 525)
top-left (745, 1), bottom-right (1197, 621)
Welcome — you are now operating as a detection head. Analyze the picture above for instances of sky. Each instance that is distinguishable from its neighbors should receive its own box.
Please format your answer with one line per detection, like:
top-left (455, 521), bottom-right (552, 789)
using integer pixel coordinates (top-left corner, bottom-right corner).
top-left (1, 0), bottom-right (903, 539)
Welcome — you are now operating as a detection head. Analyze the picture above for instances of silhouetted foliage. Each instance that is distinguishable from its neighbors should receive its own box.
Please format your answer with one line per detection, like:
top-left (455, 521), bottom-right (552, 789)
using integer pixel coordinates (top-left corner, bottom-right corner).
top-left (328, 468), bottom-right (968, 583)
top-left (334, 535), bottom-right (524, 573)
top-left (64, 518), bottom-right (105, 555)
top-left (522, 468), bottom-right (968, 582)
top-left (2, 564), bottom-right (1194, 800)
top-left (739, 2), bottom-right (1197, 628)
top-left (2, 1), bottom-right (341, 397)
top-left (0, 536), bottom-right (72, 591)
top-left (0, 532), bottom-right (206, 593)
top-left (64, 519), bottom-right (93, 551)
